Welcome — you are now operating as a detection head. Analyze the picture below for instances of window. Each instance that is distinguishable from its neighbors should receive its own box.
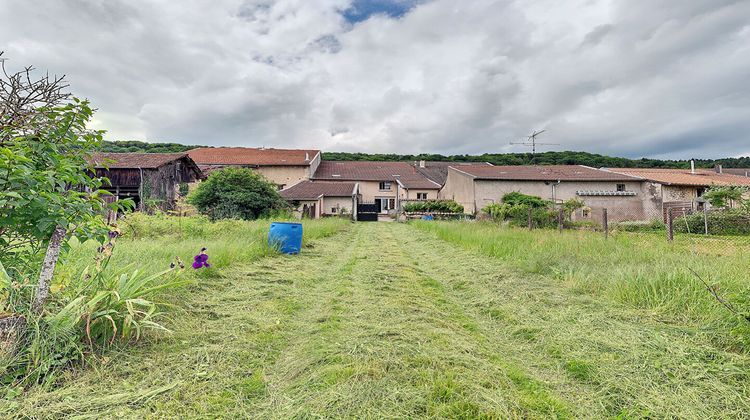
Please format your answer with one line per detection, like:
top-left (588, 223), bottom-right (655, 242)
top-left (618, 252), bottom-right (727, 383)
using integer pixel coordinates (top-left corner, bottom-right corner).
top-left (417, 192), bottom-right (428, 200)
top-left (379, 181), bottom-right (392, 191)
top-left (277, 184), bottom-right (286, 190)
top-left (616, 184), bottom-right (626, 192)
top-left (331, 207), bottom-right (338, 213)
top-left (582, 208), bottom-right (591, 218)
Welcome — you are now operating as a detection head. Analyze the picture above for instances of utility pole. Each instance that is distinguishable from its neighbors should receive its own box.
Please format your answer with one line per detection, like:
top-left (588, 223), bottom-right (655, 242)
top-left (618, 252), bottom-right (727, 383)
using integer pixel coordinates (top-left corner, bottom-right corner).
top-left (510, 129), bottom-right (559, 163)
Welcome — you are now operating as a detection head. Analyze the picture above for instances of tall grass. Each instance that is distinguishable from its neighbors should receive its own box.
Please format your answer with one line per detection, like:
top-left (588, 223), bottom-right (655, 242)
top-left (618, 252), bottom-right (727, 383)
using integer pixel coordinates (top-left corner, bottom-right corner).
top-left (412, 221), bottom-right (750, 351)
top-left (2, 214), bottom-right (350, 388)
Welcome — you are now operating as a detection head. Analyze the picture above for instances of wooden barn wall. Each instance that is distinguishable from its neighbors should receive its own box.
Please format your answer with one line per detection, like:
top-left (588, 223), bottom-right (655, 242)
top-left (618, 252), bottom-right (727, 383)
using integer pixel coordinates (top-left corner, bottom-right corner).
top-left (97, 158), bottom-right (202, 211)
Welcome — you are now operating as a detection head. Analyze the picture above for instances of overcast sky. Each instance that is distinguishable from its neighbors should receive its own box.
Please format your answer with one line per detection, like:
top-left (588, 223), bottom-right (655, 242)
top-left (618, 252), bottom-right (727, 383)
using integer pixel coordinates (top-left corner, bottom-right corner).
top-left (2, 0), bottom-right (749, 158)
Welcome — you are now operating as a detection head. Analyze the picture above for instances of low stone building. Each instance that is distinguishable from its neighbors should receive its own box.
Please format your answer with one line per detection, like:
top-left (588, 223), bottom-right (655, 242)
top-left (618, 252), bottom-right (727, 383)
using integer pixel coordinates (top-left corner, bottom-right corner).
top-left (91, 153), bottom-right (204, 211)
top-left (439, 164), bottom-right (648, 221)
top-left (604, 167), bottom-right (750, 216)
top-left (311, 161), bottom-right (441, 214)
top-left (188, 147), bottom-right (321, 190)
top-left (279, 181), bottom-right (358, 219)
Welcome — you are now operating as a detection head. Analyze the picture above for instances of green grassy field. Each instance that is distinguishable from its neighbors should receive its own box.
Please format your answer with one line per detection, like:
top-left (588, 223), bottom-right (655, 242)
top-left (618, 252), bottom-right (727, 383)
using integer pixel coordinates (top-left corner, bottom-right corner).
top-left (4, 218), bottom-right (750, 418)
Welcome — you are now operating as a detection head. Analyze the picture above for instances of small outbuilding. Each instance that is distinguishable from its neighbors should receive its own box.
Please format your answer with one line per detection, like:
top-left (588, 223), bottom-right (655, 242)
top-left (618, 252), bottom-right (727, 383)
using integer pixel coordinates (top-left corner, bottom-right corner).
top-left (91, 153), bottom-right (204, 211)
top-left (280, 181), bottom-right (359, 219)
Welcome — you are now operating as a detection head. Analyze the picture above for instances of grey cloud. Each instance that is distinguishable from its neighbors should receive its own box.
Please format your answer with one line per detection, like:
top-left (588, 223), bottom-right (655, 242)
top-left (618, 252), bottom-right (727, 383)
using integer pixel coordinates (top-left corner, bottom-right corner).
top-left (1, 0), bottom-right (749, 158)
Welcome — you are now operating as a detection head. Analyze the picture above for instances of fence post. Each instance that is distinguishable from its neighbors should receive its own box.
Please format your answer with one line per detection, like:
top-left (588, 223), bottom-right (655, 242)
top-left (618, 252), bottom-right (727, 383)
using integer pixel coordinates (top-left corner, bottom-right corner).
top-left (558, 207), bottom-right (564, 232)
top-left (666, 208), bottom-right (674, 242)
top-left (602, 208), bottom-right (608, 239)
top-left (703, 206), bottom-right (709, 235)
top-left (528, 207), bottom-right (533, 230)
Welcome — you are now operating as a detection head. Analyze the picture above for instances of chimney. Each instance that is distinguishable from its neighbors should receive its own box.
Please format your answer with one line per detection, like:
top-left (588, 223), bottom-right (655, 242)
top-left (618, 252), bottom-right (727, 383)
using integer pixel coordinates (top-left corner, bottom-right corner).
top-left (305, 152), bottom-right (309, 162)
top-left (690, 159), bottom-right (695, 174)
top-left (419, 160), bottom-right (426, 168)
top-left (717, 164), bottom-right (723, 174)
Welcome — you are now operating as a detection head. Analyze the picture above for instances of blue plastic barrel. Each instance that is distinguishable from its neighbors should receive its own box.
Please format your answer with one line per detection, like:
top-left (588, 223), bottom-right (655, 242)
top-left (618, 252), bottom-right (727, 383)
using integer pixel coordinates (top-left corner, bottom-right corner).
top-left (422, 215), bottom-right (434, 221)
top-left (268, 222), bottom-right (303, 254)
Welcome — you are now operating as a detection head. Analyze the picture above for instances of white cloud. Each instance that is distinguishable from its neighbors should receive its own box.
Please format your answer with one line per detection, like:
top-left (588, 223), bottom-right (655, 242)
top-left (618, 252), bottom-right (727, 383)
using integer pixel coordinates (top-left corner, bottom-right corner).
top-left (1, 0), bottom-right (749, 158)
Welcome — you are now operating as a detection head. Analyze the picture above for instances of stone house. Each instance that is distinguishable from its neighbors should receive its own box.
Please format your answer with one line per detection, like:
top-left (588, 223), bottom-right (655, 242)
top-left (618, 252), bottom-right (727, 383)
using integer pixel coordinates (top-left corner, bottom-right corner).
top-left (311, 161), bottom-right (441, 214)
top-left (604, 168), bottom-right (750, 217)
top-left (279, 181), bottom-right (359, 219)
top-left (188, 147), bottom-right (321, 190)
top-left (439, 164), bottom-right (648, 222)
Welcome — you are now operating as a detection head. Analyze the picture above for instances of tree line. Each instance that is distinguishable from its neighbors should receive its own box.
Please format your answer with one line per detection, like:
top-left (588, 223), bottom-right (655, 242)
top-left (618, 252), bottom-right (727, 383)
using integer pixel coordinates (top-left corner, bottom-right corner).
top-left (101, 141), bottom-right (750, 169)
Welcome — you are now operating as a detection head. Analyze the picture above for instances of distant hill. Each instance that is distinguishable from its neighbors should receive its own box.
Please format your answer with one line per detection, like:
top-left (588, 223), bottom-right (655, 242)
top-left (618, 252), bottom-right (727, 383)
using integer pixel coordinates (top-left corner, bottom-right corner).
top-left (102, 141), bottom-right (750, 169)
top-left (102, 140), bottom-right (204, 154)
top-left (322, 151), bottom-right (750, 169)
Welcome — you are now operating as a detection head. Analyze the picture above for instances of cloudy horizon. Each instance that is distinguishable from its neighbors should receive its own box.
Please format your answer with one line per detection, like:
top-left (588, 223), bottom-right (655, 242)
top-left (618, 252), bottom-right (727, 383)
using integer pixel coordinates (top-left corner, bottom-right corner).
top-left (2, 0), bottom-right (749, 159)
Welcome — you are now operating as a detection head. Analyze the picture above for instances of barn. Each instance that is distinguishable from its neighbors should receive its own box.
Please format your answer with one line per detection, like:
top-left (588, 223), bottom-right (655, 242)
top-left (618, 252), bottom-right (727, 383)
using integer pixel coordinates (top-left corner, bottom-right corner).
top-left (91, 153), bottom-right (204, 211)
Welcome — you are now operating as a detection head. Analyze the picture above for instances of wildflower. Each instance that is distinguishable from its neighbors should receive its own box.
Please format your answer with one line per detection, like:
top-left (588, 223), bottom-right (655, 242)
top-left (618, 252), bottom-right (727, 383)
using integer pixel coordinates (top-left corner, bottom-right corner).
top-left (192, 247), bottom-right (210, 269)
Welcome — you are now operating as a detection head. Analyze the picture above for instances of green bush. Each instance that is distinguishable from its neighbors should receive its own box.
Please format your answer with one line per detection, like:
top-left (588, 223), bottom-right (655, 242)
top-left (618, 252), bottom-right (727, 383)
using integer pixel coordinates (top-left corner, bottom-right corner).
top-left (482, 202), bottom-right (557, 228)
top-left (188, 168), bottom-right (289, 221)
top-left (615, 219), bottom-right (666, 232)
top-left (674, 210), bottom-right (750, 236)
top-left (502, 192), bottom-right (550, 208)
top-left (403, 200), bottom-right (464, 213)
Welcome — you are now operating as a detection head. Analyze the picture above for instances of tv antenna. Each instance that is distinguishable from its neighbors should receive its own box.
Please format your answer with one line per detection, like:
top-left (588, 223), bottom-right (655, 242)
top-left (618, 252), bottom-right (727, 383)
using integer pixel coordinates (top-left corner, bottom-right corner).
top-left (510, 129), bottom-right (558, 155)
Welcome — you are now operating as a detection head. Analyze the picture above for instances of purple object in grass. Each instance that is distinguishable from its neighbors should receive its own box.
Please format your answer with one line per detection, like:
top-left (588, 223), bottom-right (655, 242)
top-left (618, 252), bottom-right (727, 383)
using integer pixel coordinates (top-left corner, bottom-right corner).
top-left (192, 248), bottom-right (210, 269)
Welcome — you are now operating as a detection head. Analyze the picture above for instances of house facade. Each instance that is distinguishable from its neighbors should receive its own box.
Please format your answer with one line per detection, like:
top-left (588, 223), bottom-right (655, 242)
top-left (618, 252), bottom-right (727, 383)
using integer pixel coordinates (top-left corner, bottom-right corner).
top-left (91, 153), bottom-right (204, 210)
top-left (188, 147), bottom-right (321, 190)
top-left (604, 168), bottom-right (750, 215)
top-left (439, 165), bottom-right (648, 222)
top-left (279, 181), bottom-right (358, 219)
top-left (311, 161), bottom-right (441, 213)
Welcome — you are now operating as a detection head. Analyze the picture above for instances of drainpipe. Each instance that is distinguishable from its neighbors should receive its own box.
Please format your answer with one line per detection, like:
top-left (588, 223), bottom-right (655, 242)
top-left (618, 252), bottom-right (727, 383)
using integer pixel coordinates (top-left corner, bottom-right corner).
top-left (551, 179), bottom-right (561, 203)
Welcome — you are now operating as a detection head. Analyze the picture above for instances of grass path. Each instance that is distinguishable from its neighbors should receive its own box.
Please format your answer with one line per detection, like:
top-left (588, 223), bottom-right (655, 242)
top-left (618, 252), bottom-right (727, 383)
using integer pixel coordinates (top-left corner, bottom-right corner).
top-left (7, 222), bottom-right (750, 418)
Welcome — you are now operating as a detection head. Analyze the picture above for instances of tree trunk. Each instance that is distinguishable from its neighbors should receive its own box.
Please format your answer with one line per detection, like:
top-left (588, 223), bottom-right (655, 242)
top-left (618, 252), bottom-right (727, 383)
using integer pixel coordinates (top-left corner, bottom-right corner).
top-left (33, 225), bottom-right (66, 314)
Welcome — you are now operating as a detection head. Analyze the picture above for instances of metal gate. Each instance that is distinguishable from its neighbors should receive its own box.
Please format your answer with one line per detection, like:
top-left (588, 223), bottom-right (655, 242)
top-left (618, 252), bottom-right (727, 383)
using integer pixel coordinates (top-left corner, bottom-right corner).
top-left (357, 202), bottom-right (379, 222)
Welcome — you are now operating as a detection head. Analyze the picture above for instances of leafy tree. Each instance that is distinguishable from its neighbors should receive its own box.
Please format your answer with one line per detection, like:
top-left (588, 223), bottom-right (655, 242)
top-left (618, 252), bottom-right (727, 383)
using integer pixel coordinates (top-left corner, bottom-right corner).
top-left (0, 51), bottom-right (128, 313)
top-left (703, 186), bottom-right (745, 208)
top-left (188, 168), bottom-right (288, 220)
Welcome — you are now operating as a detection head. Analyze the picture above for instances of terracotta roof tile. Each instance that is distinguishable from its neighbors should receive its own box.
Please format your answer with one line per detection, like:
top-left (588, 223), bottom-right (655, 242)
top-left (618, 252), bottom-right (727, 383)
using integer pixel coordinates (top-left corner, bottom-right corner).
top-left (279, 181), bottom-right (357, 200)
top-left (312, 161), bottom-right (441, 189)
top-left (91, 153), bottom-right (190, 169)
top-left (605, 168), bottom-right (750, 187)
top-left (451, 165), bottom-right (637, 181)
top-left (188, 147), bottom-right (319, 166)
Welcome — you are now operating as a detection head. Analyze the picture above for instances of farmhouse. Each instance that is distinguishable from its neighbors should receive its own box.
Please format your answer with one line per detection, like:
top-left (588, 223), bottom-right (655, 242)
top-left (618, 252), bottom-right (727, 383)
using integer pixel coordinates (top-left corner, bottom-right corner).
top-left (604, 167), bottom-right (750, 214)
top-left (279, 181), bottom-right (359, 219)
top-left (91, 153), bottom-right (203, 210)
top-left (188, 147), bottom-right (321, 190)
top-left (311, 161), bottom-right (441, 213)
top-left (439, 164), bottom-right (648, 221)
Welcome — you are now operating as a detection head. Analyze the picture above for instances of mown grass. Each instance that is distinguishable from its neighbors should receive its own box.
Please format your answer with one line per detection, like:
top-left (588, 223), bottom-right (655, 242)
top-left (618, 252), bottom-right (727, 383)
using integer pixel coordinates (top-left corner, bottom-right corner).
top-left (411, 220), bottom-right (750, 352)
top-left (5, 220), bottom-right (750, 418)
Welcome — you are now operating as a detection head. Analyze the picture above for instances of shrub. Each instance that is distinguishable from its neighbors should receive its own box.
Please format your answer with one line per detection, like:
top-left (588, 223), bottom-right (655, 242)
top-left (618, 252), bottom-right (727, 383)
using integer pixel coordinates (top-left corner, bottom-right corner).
top-left (615, 219), bottom-right (666, 232)
top-left (403, 200), bottom-right (464, 213)
top-left (703, 186), bottom-right (746, 208)
top-left (188, 168), bottom-right (289, 221)
top-left (674, 210), bottom-right (750, 236)
top-left (502, 192), bottom-right (550, 208)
